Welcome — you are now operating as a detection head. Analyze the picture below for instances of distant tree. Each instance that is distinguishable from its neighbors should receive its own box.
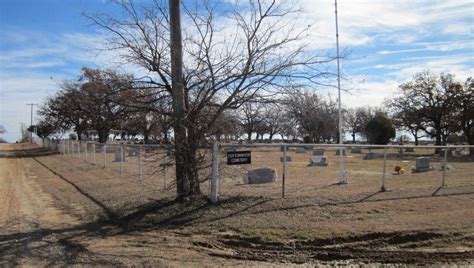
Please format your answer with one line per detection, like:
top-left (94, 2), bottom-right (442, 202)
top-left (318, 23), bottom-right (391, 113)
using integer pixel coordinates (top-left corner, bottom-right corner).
top-left (455, 77), bottom-right (474, 155)
top-left (392, 71), bottom-right (461, 147)
top-left (239, 102), bottom-right (265, 142)
top-left (0, 125), bottom-right (6, 143)
top-left (364, 112), bottom-right (396, 145)
top-left (286, 90), bottom-right (338, 143)
top-left (345, 107), bottom-right (375, 143)
top-left (27, 120), bottom-right (58, 143)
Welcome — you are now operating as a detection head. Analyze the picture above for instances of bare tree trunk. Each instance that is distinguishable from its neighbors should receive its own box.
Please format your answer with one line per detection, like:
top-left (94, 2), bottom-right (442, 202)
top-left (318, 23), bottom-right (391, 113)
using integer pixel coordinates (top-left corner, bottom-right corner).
top-left (98, 129), bottom-right (109, 143)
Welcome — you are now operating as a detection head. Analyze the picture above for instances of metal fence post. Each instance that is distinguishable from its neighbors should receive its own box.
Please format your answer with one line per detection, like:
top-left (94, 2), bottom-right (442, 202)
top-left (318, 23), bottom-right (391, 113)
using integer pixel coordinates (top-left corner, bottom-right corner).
top-left (210, 142), bottom-right (220, 203)
top-left (163, 151), bottom-right (168, 190)
top-left (85, 142), bottom-right (88, 163)
top-left (282, 145), bottom-right (287, 198)
top-left (381, 147), bottom-right (387, 192)
top-left (93, 143), bottom-right (96, 165)
top-left (442, 149), bottom-right (448, 187)
top-left (120, 145), bottom-right (124, 176)
top-left (103, 144), bottom-right (107, 168)
top-left (139, 145), bottom-right (143, 180)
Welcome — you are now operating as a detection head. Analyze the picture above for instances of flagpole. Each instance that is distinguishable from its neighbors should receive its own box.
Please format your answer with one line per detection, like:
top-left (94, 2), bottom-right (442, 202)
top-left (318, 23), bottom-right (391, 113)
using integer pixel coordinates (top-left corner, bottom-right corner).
top-left (335, 0), bottom-right (347, 184)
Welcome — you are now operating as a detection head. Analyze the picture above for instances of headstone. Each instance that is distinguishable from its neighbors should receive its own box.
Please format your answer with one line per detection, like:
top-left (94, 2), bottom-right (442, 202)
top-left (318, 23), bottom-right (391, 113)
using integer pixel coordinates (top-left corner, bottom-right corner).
top-left (350, 148), bottom-right (362, 154)
top-left (405, 147), bottom-right (415, 152)
top-left (363, 152), bottom-right (377, 160)
top-left (309, 156), bottom-right (328, 166)
top-left (296, 148), bottom-right (306, 153)
top-left (312, 149), bottom-right (325, 156)
top-left (335, 149), bottom-right (345, 155)
top-left (113, 150), bottom-right (126, 162)
top-left (455, 148), bottom-right (462, 156)
top-left (304, 146), bottom-right (313, 150)
top-left (280, 156), bottom-right (292, 162)
top-left (246, 168), bottom-right (276, 184)
top-left (413, 157), bottom-right (433, 173)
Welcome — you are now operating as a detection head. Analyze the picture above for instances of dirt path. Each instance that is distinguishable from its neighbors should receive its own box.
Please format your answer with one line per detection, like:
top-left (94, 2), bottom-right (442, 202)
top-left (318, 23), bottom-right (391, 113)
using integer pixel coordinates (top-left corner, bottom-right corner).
top-left (0, 156), bottom-right (82, 265)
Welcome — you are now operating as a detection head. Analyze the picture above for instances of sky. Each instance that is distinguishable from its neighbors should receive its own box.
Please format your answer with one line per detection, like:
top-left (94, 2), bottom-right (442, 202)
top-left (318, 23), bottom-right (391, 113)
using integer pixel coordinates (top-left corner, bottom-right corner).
top-left (0, 0), bottom-right (473, 142)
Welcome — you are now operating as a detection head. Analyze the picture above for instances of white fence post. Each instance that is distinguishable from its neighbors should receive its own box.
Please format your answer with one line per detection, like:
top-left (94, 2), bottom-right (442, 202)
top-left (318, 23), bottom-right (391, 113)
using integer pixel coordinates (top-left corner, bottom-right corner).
top-left (139, 145), bottom-right (143, 181)
top-left (120, 145), bottom-right (124, 176)
top-left (93, 143), bottom-right (96, 165)
top-left (210, 142), bottom-right (220, 203)
top-left (381, 147), bottom-right (387, 192)
top-left (163, 151), bottom-right (168, 190)
top-left (85, 142), bottom-right (88, 163)
top-left (103, 144), bottom-right (107, 168)
top-left (442, 149), bottom-right (448, 187)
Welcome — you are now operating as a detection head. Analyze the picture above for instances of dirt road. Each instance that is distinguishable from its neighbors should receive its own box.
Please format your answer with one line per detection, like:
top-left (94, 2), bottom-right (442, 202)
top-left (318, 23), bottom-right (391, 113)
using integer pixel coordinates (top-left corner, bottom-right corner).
top-left (0, 144), bottom-right (259, 266)
top-left (0, 156), bottom-right (82, 265)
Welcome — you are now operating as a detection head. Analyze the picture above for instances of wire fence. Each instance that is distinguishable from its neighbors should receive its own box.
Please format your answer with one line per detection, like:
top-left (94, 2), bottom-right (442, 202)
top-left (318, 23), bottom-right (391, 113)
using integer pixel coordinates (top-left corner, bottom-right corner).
top-left (210, 143), bottom-right (474, 203)
top-left (42, 139), bottom-right (174, 191)
top-left (41, 139), bottom-right (473, 205)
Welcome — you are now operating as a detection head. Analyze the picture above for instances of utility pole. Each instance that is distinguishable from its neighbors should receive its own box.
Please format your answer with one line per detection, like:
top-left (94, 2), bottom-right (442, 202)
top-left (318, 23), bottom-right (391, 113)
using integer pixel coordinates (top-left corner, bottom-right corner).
top-left (169, 0), bottom-right (189, 197)
top-left (26, 103), bottom-right (38, 143)
top-left (334, 0), bottom-right (347, 184)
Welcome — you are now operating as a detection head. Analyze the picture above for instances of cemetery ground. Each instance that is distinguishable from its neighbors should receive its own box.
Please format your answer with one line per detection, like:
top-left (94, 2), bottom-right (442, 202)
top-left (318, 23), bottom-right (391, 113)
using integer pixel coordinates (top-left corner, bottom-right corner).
top-left (1, 143), bottom-right (473, 265)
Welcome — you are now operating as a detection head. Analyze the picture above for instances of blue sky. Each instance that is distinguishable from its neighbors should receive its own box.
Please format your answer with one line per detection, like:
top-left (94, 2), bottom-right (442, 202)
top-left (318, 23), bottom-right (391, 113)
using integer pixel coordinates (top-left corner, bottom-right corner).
top-left (0, 0), bottom-right (473, 142)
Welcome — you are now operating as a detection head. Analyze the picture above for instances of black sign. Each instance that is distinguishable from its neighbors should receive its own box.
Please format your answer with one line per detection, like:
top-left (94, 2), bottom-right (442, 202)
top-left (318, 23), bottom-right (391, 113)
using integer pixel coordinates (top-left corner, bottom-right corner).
top-left (227, 150), bottom-right (251, 165)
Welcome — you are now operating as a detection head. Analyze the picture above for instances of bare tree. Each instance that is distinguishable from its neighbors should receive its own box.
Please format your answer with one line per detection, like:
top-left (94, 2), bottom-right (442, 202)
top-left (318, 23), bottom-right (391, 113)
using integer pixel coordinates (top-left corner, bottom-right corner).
top-left (87, 0), bottom-right (335, 198)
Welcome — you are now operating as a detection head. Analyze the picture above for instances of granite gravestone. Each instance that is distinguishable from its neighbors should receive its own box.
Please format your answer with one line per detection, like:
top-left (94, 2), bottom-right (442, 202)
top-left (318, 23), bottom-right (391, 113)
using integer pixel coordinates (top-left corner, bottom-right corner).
top-left (310, 156), bottom-right (328, 166)
top-left (335, 149), bottom-right (345, 155)
top-left (247, 168), bottom-right (276, 184)
top-left (413, 157), bottom-right (433, 172)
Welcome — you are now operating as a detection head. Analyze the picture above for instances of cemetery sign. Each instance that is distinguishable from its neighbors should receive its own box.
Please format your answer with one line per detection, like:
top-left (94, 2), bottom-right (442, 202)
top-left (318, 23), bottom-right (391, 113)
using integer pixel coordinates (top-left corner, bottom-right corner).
top-left (227, 150), bottom-right (251, 165)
